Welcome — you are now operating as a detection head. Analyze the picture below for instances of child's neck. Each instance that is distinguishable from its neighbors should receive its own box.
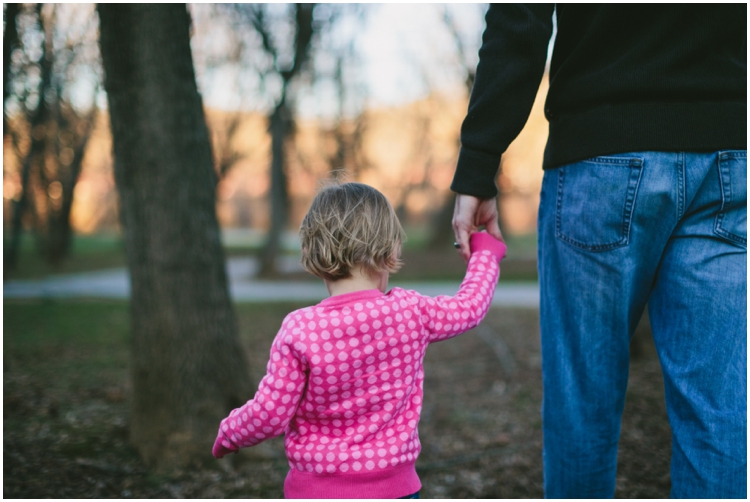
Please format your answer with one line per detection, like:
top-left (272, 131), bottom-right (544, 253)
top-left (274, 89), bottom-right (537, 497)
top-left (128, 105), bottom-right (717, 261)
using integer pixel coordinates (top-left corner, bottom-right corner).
top-left (325, 267), bottom-right (389, 297)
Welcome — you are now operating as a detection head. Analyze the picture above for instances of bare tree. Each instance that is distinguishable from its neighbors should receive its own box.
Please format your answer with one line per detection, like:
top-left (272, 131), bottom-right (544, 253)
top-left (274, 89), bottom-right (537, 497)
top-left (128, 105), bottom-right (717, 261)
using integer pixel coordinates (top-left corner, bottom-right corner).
top-left (311, 6), bottom-right (371, 181)
top-left (97, 3), bottom-right (252, 470)
top-left (322, 66), bottom-right (372, 182)
top-left (4, 4), bottom-right (101, 267)
top-left (191, 9), bottom-right (248, 181)
top-left (225, 4), bottom-right (317, 277)
top-left (39, 4), bottom-right (102, 263)
top-left (4, 4), bottom-right (50, 269)
top-left (43, 84), bottom-right (97, 264)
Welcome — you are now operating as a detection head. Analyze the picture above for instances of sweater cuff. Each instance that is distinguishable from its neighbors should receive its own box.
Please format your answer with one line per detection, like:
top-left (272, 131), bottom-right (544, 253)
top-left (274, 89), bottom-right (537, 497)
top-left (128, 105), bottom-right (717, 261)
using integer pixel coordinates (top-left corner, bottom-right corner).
top-left (451, 147), bottom-right (502, 199)
top-left (212, 434), bottom-right (236, 459)
top-left (470, 232), bottom-right (507, 262)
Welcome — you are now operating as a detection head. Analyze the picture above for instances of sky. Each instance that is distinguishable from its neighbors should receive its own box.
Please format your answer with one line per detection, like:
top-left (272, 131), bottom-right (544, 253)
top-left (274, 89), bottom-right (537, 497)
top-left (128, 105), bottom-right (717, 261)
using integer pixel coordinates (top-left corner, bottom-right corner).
top-left (59, 4), bottom-right (551, 119)
top-left (354, 4), bottom-right (487, 106)
top-left (191, 4), bottom-right (489, 118)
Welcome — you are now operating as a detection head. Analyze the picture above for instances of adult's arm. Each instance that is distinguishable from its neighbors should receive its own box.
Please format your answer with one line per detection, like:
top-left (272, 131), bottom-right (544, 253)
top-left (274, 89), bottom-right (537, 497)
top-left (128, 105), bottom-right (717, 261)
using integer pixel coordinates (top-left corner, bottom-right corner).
top-left (451, 4), bottom-right (554, 200)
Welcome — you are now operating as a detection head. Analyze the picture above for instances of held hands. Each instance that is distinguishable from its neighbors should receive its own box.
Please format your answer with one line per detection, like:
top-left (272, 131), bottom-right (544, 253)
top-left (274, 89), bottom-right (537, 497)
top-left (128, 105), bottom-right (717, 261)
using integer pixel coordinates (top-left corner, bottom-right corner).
top-left (452, 194), bottom-right (504, 262)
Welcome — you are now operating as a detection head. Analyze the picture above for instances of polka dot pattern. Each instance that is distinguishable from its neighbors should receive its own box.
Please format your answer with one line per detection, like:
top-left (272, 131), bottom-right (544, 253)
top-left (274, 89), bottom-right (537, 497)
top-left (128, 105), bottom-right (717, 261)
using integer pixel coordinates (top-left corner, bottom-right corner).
top-left (214, 234), bottom-right (505, 478)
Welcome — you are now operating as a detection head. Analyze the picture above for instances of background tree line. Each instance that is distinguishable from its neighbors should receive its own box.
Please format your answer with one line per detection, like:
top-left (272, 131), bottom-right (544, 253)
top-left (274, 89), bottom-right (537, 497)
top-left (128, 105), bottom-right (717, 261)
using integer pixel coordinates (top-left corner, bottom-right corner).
top-left (5, 4), bottom-right (494, 275)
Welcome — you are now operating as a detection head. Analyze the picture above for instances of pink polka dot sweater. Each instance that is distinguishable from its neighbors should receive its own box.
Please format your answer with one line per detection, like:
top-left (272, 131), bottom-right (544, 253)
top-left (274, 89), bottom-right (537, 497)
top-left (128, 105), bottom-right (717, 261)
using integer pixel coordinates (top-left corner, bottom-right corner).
top-left (212, 232), bottom-right (507, 499)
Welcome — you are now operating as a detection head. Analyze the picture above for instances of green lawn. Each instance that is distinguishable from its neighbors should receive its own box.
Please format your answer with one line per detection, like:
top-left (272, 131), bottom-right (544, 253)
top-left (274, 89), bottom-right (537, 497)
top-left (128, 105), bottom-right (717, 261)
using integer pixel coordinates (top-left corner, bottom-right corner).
top-left (4, 300), bottom-right (130, 396)
top-left (3, 233), bottom-right (127, 280)
top-left (3, 300), bottom-right (307, 402)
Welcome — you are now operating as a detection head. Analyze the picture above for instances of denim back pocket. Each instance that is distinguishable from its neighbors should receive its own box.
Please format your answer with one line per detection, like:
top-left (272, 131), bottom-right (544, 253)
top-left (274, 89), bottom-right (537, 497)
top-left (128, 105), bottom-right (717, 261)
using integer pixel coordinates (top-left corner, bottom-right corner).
top-left (714, 151), bottom-right (747, 247)
top-left (555, 156), bottom-right (644, 252)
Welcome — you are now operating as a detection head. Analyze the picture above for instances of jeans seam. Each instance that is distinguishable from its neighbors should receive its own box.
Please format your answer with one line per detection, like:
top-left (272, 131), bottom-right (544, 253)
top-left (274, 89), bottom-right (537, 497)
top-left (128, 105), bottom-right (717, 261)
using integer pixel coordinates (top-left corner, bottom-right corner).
top-left (581, 156), bottom-right (637, 165)
top-left (719, 150), bottom-right (747, 160)
top-left (677, 152), bottom-right (685, 220)
top-left (555, 167), bottom-right (565, 246)
top-left (714, 152), bottom-right (747, 247)
top-left (620, 159), bottom-right (643, 246)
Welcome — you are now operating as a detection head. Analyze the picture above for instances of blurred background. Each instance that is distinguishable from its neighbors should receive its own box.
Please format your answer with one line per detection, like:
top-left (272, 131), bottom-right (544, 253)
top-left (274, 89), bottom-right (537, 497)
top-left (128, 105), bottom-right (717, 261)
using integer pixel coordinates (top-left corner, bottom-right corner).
top-left (4, 4), bottom-right (671, 499)
top-left (3, 3), bottom-right (548, 280)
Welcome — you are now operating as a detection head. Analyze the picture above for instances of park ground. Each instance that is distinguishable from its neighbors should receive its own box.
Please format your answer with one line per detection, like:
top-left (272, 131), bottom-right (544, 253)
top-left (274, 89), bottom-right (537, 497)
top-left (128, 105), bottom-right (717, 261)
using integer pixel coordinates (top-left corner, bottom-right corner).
top-left (4, 232), bottom-right (671, 498)
top-left (4, 300), bottom-right (671, 498)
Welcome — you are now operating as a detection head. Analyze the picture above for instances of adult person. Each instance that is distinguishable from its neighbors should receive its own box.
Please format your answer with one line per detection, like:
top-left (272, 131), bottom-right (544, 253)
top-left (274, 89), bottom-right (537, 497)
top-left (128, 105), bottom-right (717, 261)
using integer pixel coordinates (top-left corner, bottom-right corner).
top-left (451, 4), bottom-right (746, 499)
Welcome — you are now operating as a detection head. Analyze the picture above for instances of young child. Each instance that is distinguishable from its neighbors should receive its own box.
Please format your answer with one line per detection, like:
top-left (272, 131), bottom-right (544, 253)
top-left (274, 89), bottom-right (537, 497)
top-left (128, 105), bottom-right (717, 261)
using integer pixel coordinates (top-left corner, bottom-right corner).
top-left (212, 182), bottom-right (506, 499)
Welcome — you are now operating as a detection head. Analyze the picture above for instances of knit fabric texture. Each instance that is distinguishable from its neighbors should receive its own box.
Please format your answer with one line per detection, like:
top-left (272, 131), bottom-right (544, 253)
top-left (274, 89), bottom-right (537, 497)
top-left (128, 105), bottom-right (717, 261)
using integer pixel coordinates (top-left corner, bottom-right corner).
top-left (452, 4), bottom-right (746, 199)
top-left (213, 232), bottom-right (507, 498)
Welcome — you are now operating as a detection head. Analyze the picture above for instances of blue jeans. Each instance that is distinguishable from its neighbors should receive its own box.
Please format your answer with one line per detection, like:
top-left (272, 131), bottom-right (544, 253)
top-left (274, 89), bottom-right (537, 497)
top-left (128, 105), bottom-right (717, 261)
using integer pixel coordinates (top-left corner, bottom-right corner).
top-left (399, 491), bottom-right (420, 499)
top-left (537, 151), bottom-right (747, 498)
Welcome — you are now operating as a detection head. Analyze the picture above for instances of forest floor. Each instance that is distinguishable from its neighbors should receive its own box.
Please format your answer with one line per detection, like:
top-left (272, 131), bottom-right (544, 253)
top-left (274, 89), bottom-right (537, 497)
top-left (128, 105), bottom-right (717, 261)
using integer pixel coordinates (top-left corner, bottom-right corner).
top-left (4, 300), bottom-right (672, 498)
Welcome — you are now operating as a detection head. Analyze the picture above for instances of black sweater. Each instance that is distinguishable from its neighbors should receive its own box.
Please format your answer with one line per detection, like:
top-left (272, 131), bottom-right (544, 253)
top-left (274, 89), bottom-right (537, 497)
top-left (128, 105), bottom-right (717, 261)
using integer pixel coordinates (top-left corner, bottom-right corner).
top-left (452, 4), bottom-right (747, 199)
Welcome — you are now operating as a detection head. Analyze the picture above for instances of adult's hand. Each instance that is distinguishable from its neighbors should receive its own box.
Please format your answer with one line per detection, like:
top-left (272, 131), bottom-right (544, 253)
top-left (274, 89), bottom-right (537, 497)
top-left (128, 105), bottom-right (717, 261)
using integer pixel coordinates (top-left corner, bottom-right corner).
top-left (452, 194), bottom-right (504, 262)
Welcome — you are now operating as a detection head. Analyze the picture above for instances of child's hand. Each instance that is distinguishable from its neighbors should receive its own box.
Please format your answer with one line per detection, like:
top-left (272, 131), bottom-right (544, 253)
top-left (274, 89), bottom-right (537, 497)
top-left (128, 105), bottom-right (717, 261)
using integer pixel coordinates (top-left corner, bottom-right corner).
top-left (212, 435), bottom-right (237, 459)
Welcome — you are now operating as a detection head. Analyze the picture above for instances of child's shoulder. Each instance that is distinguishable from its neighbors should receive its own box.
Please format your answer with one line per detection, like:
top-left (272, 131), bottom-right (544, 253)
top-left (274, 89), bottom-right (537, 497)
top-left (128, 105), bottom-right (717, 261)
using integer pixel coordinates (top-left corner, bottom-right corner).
top-left (274, 305), bottom-right (321, 349)
top-left (387, 287), bottom-right (416, 299)
top-left (280, 305), bottom-right (319, 327)
top-left (386, 287), bottom-right (428, 307)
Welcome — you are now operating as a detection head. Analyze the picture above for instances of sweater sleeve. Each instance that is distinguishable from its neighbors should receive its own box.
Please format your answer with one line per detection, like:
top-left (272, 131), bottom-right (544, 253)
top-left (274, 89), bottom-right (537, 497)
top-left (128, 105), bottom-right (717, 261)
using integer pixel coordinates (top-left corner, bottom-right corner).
top-left (417, 232), bottom-right (506, 344)
top-left (451, 4), bottom-right (554, 199)
top-left (212, 319), bottom-right (307, 459)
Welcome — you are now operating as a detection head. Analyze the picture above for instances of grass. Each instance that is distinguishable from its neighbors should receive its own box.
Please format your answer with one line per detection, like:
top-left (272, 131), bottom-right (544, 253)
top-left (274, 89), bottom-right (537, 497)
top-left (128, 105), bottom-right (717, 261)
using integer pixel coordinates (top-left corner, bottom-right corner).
top-left (3, 300), bottom-right (308, 402)
top-left (4, 299), bottom-right (131, 395)
top-left (3, 233), bottom-right (128, 280)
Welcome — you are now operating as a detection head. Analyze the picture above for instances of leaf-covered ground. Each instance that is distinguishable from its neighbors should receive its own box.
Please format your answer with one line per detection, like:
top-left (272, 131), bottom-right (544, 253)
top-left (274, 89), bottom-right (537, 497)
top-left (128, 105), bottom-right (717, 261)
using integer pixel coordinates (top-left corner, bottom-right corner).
top-left (4, 300), bottom-right (670, 498)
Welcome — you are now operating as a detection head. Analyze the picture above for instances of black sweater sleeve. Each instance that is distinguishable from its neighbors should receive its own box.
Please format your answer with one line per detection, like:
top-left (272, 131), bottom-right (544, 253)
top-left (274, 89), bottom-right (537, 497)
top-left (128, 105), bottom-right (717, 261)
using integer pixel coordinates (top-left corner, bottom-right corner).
top-left (451, 4), bottom-right (554, 199)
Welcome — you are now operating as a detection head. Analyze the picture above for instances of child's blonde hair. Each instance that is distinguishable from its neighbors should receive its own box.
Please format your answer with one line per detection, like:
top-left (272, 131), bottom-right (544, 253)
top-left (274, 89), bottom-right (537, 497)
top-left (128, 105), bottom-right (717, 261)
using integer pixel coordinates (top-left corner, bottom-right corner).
top-left (300, 182), bottom-right (404, 281)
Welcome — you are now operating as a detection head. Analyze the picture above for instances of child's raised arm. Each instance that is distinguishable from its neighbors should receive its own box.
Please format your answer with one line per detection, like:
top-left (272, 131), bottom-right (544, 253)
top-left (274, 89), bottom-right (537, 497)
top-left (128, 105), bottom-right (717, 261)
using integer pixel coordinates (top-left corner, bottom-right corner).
top-left (212, 318), bottom-right (308, 458)
top-left (415, 232), bottom-right (506, 343)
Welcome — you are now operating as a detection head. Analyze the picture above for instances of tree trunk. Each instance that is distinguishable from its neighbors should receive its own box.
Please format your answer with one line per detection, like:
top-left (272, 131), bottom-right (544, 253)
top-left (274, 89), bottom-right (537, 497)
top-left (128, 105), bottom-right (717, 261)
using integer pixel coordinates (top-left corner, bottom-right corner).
top-left (255, 4), bottom-right (315, 277)
top-left (97, 4), bottom-right (252, 470)
top-left (258, 102), bottom-right (290, 277)
top-left (45, 113), bottom-right (93, 264)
